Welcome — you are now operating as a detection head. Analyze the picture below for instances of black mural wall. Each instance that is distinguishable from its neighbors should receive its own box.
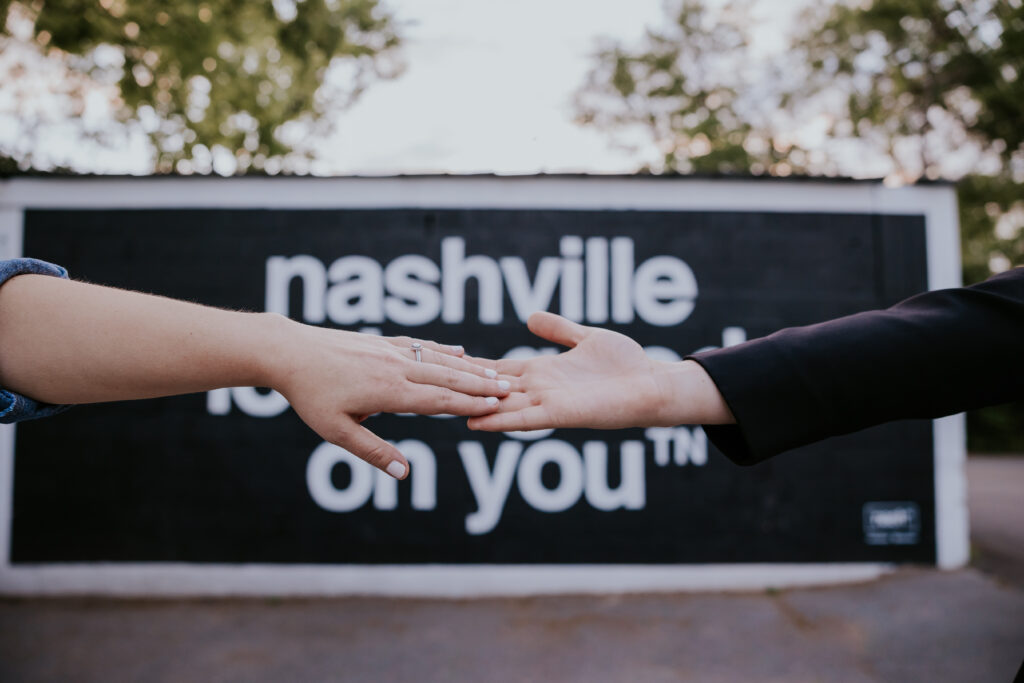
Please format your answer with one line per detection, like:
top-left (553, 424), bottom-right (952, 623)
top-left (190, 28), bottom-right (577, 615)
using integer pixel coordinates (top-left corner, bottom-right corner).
top-left (12, 206), bottom-right (935, 564)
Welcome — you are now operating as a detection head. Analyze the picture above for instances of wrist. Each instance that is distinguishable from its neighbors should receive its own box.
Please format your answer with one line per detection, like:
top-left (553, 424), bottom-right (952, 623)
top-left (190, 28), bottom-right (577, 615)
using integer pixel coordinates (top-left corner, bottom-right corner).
top-left (246, 312), bottom-right (299, 391)
top-left (653, 359), bottom-right (734, 426)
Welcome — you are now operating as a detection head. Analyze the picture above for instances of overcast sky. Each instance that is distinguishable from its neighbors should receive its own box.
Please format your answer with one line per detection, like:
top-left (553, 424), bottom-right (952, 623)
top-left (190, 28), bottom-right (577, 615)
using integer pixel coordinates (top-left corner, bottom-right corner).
top-left (320, 0), bottom-right (807, 175)
top-left (318, 0), bottom-right (668, 174)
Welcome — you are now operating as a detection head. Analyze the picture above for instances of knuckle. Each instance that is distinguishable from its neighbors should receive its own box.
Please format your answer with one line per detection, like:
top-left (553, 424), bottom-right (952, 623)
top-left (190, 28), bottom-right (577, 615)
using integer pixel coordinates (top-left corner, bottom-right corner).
top-left (384, 375), bottom-right (408, 396)
top-left (363, 442), bottom-right (392, 468)
top-left (438, 389), bottom-right (456, 410)
top-left (383, 350), bottom-right (407, 371)
top-left (329, 427), bottom-right (354, 449)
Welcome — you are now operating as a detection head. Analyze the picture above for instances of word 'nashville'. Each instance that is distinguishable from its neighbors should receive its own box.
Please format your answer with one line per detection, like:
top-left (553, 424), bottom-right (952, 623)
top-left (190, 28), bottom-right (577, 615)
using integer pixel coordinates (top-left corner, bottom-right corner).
top-left (266, 235), bottom-right (699, 327)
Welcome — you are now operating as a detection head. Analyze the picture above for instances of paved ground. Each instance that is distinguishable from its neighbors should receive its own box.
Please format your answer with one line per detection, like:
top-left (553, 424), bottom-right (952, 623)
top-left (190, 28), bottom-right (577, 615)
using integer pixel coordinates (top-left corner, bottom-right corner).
top-left (0, 456), bottom-right (1021, 683)
top-left (966, 456), bottom-right (1024, 589)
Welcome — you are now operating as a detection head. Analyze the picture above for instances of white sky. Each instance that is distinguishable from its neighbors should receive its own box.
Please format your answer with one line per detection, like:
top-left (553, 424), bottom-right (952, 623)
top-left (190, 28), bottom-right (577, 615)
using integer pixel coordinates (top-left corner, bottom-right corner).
top-left (320, 0), bottom-right (669, 174)
top-left (321, 0), bottom-right (807, 175)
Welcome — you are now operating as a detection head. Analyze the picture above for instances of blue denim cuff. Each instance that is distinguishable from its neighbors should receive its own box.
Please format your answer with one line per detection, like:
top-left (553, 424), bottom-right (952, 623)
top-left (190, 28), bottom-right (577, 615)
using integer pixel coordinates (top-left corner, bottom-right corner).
top-left (0, 258), bottom-right (72, 424)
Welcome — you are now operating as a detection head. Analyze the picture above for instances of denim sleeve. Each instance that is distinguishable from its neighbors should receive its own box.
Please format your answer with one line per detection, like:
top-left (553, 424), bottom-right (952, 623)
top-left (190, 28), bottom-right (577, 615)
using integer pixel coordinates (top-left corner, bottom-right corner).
top-left (0, 258), bottom-right (72, 424)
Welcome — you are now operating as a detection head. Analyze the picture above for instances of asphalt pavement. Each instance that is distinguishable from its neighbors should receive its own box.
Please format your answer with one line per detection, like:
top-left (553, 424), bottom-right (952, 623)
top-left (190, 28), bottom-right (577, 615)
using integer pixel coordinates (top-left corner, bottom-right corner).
top-left (0, 456), bottom-right (1021, 683)
top-left (966, 455), bottom-right (1024, 590)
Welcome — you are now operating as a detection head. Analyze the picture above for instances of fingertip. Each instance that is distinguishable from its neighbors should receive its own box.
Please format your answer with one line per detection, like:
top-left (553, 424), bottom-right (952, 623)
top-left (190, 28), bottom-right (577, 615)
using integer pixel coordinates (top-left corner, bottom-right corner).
top-left (339, 422), bottom-right (409, 479)
top-left (494, 358), bottom-right (526, 377)
top-left (462, 354), bottom-right (500, 373)
top-left (467, 396), bottom-right (501, 417)
top-left (386, 459), bottom-right (408, 480)
top-left (527, 310), bottom-right (556, 333)
top-left (466, 415), bottom-right (491, 431)
top-left (473, 414), bottom-right (507, 431)
top-left (532, 309), bottom-right (565, 335)
top-left (527, 310), bottom-right (584, 347)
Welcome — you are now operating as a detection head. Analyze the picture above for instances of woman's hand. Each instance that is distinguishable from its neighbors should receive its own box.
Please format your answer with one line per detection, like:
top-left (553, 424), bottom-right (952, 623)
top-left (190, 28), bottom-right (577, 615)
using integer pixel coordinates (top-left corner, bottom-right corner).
top-left (466, 312), bottom-right (733, 433)
top-left (265, 317), bottom-right (512, 479)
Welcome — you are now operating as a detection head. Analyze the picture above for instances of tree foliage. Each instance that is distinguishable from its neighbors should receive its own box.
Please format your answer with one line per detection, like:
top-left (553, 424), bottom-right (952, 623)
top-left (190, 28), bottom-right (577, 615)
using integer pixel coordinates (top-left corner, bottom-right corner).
top-left (795, 0), bottom-right (1024, 179)
top-left (1, 0), bottom-right (401, 173)
top-left (575, 0), bottom-right (794, 175)
top-left (792, 0), bottom-right (1024, 286)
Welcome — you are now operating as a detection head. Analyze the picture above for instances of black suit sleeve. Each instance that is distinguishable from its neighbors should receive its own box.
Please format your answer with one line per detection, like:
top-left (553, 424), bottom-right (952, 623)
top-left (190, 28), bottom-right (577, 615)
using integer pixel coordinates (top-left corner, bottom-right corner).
top-left (686, 268), bottom-right (1024, 466)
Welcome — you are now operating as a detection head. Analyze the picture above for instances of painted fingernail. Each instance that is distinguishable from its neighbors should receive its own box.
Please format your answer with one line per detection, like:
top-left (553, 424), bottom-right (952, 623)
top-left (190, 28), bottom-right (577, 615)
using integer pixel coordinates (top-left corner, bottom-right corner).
top-left (485, 396), bottom-right (499, 406)
top-left (386, 461), bottom-right (407, 479)
top-left (485, 369), bottom-right (498, 378)
top-left (498, 380), bottom-right (511, 391)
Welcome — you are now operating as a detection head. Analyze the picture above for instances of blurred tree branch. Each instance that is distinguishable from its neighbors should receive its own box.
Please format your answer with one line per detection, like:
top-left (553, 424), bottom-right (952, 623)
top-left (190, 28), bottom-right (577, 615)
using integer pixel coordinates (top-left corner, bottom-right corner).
top-left (574, 0), bottom-right (798, 176)
top-left (1, 0), bottom-right (402, 173)
top-left (791, 0), bottom-right (1024, 284)
top-left (577, 0), bottom-right (1023, 283)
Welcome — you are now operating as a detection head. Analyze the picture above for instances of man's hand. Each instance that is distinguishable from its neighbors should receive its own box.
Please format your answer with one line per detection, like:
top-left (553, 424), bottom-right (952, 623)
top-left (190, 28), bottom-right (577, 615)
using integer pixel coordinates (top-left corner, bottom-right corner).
top-left (466, 312), bottom-right (733, 433)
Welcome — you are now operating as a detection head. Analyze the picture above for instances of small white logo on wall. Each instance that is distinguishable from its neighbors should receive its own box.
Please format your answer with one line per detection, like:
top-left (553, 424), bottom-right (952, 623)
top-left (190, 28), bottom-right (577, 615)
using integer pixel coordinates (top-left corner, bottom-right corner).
top-left (862, 502), bottom-right (920, 545)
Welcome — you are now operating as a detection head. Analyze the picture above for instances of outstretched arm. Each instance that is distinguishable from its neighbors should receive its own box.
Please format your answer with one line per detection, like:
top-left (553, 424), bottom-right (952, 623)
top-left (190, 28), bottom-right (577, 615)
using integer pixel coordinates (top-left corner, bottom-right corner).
top-left (0, 272), bottom-right (511, 478)
top-left (687, 267), bottom-right (1024, 464)
top-left (471, 268), bottom-right (1024, 466)
top-left (466, 311), bottom-right (733, 432)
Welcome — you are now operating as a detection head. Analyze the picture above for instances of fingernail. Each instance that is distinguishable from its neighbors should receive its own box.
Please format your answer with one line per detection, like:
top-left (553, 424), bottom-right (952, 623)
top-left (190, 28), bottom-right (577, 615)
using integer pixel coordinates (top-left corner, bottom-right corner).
top-left (386, 461), bottom-right (407, 479)
top-left (450, 345), bottom-right (464, 354)
top-left (485, 369), bottom-right (498, 378)
top-left (485, 396), bottom-right (499, 406)
top-left (498, 380), bottom-right (511, 391)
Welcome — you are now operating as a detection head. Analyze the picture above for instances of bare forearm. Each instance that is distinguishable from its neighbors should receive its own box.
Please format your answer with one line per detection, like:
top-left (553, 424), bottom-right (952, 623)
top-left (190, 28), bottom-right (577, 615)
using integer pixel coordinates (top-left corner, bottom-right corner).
top-left (0, 271), bottom-right (512, 477)
top-left (0, 275), bottom-right (279, 404)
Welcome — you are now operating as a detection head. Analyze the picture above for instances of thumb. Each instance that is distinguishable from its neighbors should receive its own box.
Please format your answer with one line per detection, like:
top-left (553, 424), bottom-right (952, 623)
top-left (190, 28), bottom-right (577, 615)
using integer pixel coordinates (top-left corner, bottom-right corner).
top-left (334, 419), bottom-right (409, 480)
top-left (527, 311), bottom-right (589, 348)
